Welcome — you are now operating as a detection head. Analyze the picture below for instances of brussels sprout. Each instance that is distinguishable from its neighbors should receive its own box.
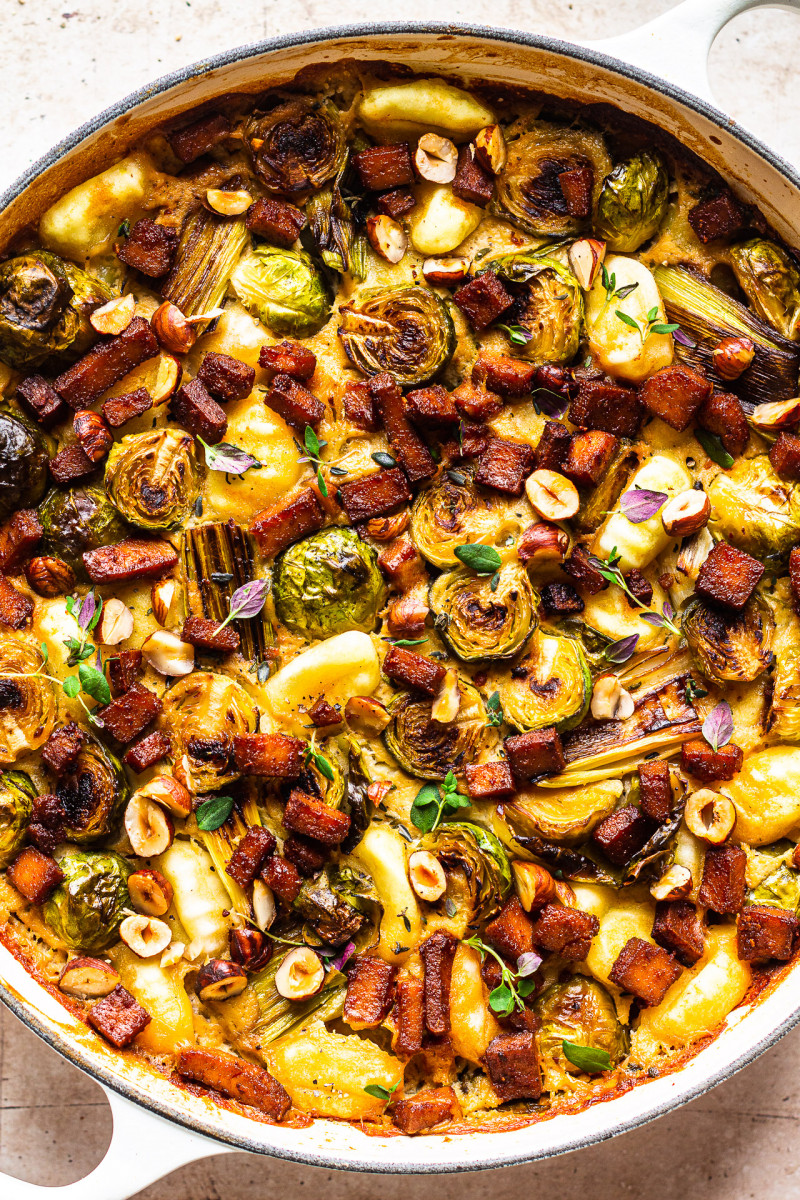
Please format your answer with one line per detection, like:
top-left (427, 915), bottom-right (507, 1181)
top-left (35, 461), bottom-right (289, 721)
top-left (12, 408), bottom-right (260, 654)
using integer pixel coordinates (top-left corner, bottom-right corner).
top-left (56, 734), bottom-right (129, 843)
top-left (295, 865), bottom-right (379, 946)
top-left (273, 527), bottom-right (387, 641)
top-left (422, 821), bottom-right (511, 925)
top-left (749, 860), bottom-right (800, 913)
top-left (306, 169), bottom-right (367, 279)
top-left (340, 739), bottom-right (374, 852)
top-left (384, 677), bottom-right (489, 780)
top-left (245, 99), bottom-right (347, 195)
top-left (488, 253), bottom-right (583, 364)
top-left (410, 470), bottom-right (518, 569)
top-left (500, 779), bottom-right (623, 847)
top-left (163, 209), bottom-right (249, 318)
top-left (0, 635), bottom-right (56, 763)
top-left (338, 286), bottom-right (455, 387)
top-left (0, 407), bottom-right (50, 521)
top-left (535, 978), bottom-right (628, 1085)
top-left (683, 595), bottom-right (775, 684)
top-left (106, 429), bottom-right (200, 531)
top-left (708, 455), bottom-right (800, 563)
top-left (161, 671), bottom-right (258, 793)
top-left (62, 262), bottom-right (117, 357)
top-left (0, 770), bottom-right (35, 866)
top-left (428, 562), bottom-right (537, 662)
top-left (594, 151), bottom-right (669, 253)
top-left (43, 849), bottom-right (131, 953)
top-left (39, 484), bottom-right (129, 576)
top-left (499, 630), bottom-right (590, 732)
top-left (492, 119), bottom-right (611, 238)
top-left (230, 246), bottom-right (330, 338)
top-left (730, 238), bottom-right (800, 341)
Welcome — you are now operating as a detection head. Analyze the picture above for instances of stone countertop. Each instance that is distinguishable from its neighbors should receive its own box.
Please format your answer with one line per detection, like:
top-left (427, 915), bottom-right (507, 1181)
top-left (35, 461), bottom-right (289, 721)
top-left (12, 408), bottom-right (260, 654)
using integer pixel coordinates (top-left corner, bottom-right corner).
top-left (2, 1), bottom-right (800, 1195)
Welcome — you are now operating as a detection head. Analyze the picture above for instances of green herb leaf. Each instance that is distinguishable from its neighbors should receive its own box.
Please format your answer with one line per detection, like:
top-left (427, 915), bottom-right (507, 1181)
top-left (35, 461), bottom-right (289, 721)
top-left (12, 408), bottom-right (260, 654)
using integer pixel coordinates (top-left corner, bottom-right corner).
top-left (561, 1040), bottom-right (612, 1074)
top-left (316, 465), bottom-right (329, 497)
top-left (486, 691), bottom-right (504, 727)
top-left (62, 675), bottom-right (80, 698)
top-left (78, 663), bottom-right (111, 706)
top-left (694, 429), bottom-right (734, 469)
top-left (410, 783), bottom-right (441, 834)
top-left (489, 982), bottom-right (515, 1016)
top-left (304, 425), bottom-right (322, 458)
top-left (650, 322), bottom-right (679, 336)
top-left (454, 544), bottom-right (502, 575)
top-left (363, 1081), bottom-right (400, 1105)
top-left (615, 310), bottom-right (640, 331)
top-left (196, 794), bottom-right (235, 831)
top-left (387, 637), bottom-right (428, 647)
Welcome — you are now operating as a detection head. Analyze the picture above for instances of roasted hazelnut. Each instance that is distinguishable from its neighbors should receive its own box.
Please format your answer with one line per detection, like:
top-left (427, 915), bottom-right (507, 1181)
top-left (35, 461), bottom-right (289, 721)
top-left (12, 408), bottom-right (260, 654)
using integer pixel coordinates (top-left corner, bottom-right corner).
top-left (73, 410), bottom-right (113, 463)
top-left (525, 469), bottom-right (580, 521)
top-left (684, 788), bottom-right (736, 845)
top-left (473, 125), bottom-right (507, 175)
top-left (58, 957), bottom-right (120, 998)
top-left (141, 630), bottom-right (195, 677)
top-left (274, 946), bottom-right (324, 1000)
top-left (431, 667), bottom-right (460, 724)
top-left (422, 256), bottom-right (469, 287)
top-left (25, 556), bottom-right (75, 597)
top-left (414, 133), bottom-right (458, 183)
top-left (649, 864), bottom-right (693, 902)
top-left (387, 593), bottom-right (429, 639)
top-left (661, 489), bottom-right (711, 537)
top-left (97, 598), bottom-right (134, 646)
top-left (568, 238), bottom-right (606, 290)
top-left (591, 673), bottom-right (635, 721)
top-left (120, 914), bottom-right (172, 958)
top-left (206, 188), bottom-right (253, 216)
top-left (229, 925), bottom-right (273, 972)
top-left (712, 335), bottom-right (755, 380)
top-left (511, 861), bottom-right (556, 911)
top-left (408, 850), bottom-right (447, 902)
top-left (196, 958), bottom-right (249, 1001)
top-left (90, 293), bottom-right (136, 335)
top-left (149, 354), bottom-right (182, 404)
top-left (362, 511), bottom-right (410, 541)
top-left (750, 396), bottom-right (800, 433)
top-left (128, 868), bottom-right (174, 916)
top-left (137, 774), bottom-right (192, 818)
top-left (124, 792), bottom-right (175, 857)
top-left (252, 879), bottom-right (277, 931)
top-left (151, 577), bottom-right (181, 627)
top-left (516, 522), bottom-right (569, 566)
top-left (160, 941), bottom-right (186, 968)
top-left (345, 695), bottom-right (391, 735)
top-left (150, 302), bottom-right (196, 355)
top-left (366, 214), bottom-right (408, 264)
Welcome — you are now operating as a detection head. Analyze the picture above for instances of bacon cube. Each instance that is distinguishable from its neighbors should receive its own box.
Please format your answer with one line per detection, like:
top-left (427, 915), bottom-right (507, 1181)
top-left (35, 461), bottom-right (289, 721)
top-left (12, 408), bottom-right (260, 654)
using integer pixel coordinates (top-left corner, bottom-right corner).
top-left (405, 384), bottom-right (458, 428)
top-left (393, 1087), bottom-right (461, 1133)
top-left (652, 899), bottom-right (706, 966)
top-left (769, 432), bottom-right (800, 481)
top-left (638, 760), bottom-right (673, 823)
top-left (0, 575), bottom-right (33, 629)
top-left (105, 649), bottom-right (143, 697)
top-left (196, 351), bottom-right (256, 402)
top-left (97, 682), bottom-right (162, 743)
top-left (245, 197), bottom-right (306, 247)
top-left (624, 568), bottom-right (653, 609)
top-left (698, 843), bottom-right (746, 914)
top-left (283, 834), bottom-right (326, 877)
top-left (307, 697), bottom-right (343, 728)
top-left (792, 545), bottom-right (800, 614)
top-left (0, 509), bottom-right (42, 573)
top-left (737, 904), bottom-right (799, 962)
top-left (420, 930), bottom-right (457, 1035)
top-left (454, 271), bottom-right (513, 332)
top-left (250, 487), bottom-right (325, 558)
top-left (369, 374), bottom-right (436, 485)
top-left (608, 937), bottom-right (682, 1006)
top-left (226, 826), bottom-right (277, 888)
top-left (176, 1047), bottom-right (290, 1120)
top-left (7, 847), bottom-right (64, 904)
top-left (563, 430), bottom-right (619, 488)
top-left (640, 364), bottom-right (713, 432)
top-left (695, 540), bottom-right (764, 611)
top-left (535, 421), bottom-right (572, 472)
top-left (83, 539), bottom-right (178, 584)
top-left (117, 219), bottom-right (178, 278)
top-left (17, 374), bottom-right (66, 428)
top-left (484, 1032), bottom-right (542, 1101)
top-left (54, 317), bottom-right (159, 408)
top-left (353, 143), bottom-right (414, 191)
top-left (465, 760), bottom-right (516, 801)
top-left (452, 144), bottom-right (494, 207)
top-left (168, 112), bottom-right (231, 163)
top-left (592, 806), bottom-right (656, 865)
top-left (393, 977), bottom-right (424, 1057)
top-left (485, 896), bottom-right (535, 961)
top-left (264, 373), bottom-right (324, 430)
top-left (343, 381), bottom-right (379, 431)
top-left (344, 956), bottom-right (397, 1029)
top-left (88, 985), bottom-right (151, 1048)
top-left (282, 788), bottom-right (351, 845)
top-left (102, 387), bottom-right (153, 428)
top-left (451, 382), bottom-right (503, 422)
top-left (377, 538), bottom-right (425, 589)
top-left (698, 391), bottom-right (749, 457)
top-left (472, 352), bottom-right (537, 398)
top-left (123, 730), bottom-right (171, 773)
top-left (474, 437), bottom-right (535, 496)
top-left (170, 377), bottom-right (227, 443)
top-left (48, 444), bottom-right (97, 485)
top-left (569, 378), bottom-right (643, 437)
top-left (232, 733), bottom-right (304, 779)
top-left (258, 340), bottom-right (316, 384)
top-left (680, 739), bottom-right (743, 782)
top-left (261, 854), bottom-right (302, 903)
top-left (41, 721), bottom-right (87, 776)
top-left (339, 468), bottom-right (412, 524)
top-left (688, 192), bottom-right (747, 243)
top-left (376, 188), bottom-right (416, 220)
top-left (558, 165), bottom-right (593, 217)
top-left (562, 545), bottom-right (609, 595)
top-left (383, 645), bottom-right (446, 695)
top-left (540, 581), bottom-right (584, 616)
top-left (530, 903), bottom-right (599, 961)
top-left (181, 616), bottom-right (240, 654)
top-left (504, 727), bottom-right (565, 781)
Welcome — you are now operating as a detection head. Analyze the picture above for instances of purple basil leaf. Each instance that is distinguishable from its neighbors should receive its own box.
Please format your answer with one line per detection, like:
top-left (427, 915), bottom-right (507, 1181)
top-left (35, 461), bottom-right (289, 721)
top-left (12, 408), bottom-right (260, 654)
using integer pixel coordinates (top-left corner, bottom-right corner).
top-left (229, 579), bottom-right (269, 620)
top-left (329, 941), bottom-right (356, 972)
top-left (516, 951), bottom-right (542, 977)
top-left (620, 487), bottom-right (668, 524)
top-left (672, 327), bottom-right (697, 349)
top-left (702, 700), bottom-right (734, 753)
top-left (205, 440), bottom-right (262, 475)
top-left (640, 611), bottom-right (666, 628)
top-left (77, 591), bottom-right (96, 631)
top-left (663, 600), bottom-right (675, 621)
top-left (533, 388), bottom-right (569, 419)
top-left (604, 633), bottom-right (640, 663)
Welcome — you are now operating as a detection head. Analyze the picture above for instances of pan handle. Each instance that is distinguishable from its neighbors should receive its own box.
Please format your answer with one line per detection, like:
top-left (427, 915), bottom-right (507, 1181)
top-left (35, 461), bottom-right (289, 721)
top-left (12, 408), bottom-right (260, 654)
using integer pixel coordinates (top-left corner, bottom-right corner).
top-left (586, 0), bottom-right (800, 105)
top-left (0, 1084), bottom-right (229, 1200)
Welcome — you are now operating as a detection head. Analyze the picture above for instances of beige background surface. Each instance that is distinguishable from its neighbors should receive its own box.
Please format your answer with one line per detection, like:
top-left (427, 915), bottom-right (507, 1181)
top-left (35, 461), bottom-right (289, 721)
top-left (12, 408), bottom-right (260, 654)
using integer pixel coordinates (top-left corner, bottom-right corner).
top-left (3, 0), bottom-right (800, 1195)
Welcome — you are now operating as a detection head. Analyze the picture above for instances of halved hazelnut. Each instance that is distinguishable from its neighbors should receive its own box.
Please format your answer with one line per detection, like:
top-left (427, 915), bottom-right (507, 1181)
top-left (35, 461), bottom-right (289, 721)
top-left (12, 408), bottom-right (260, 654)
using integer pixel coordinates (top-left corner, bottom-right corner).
top-left (196, 958), bottom-right (249, 1001)
top-left (252, 878), bottom-right (276, 931)
top-left (414, 133), bottom-right (458, 184)
top-left (511, 861), bottom-right (556, 911)
top-left (274, 946), bottom-right (324, 1000)
top-left (750, 396), bottom-right (800, 433)
top-left (345, 695), bottom-right (391, 735)
top-left (712, 335), bottom-right (755, 381)
top-left (128, 868), bottom-right (174, 916)
top-left (431, 667), bottom-right (460, 724)
top-left (408, 850), bottom-right (447, 902)
top-left (151, 577), bottom-right (180, 627)
top-left (97, 597), bottom-right (134, 646)
top-left (160, 941), bottom-right (186, 968)
top-left (649, 864), bottom-right (693, 902)
top-left (90, 293), bottom-right (136, 336)
top-left (151, 302), bottom-right (196, 355)
top-left (230, 925), bottom-right (273, 972)
top-left (568, 238), bottom-right (606, 290)
top-left (553, 879), bottom-right (576, 907)
top-left (517, 521), bottom-right (570, 566)
top-left (206, 188), bottom-right (253, 216)
top-left (120, 914), bottom-right (172, 958)
top-left (362, 511), bottom-right (410, 541)
top-left (684, 788), bottom-right (736, 845)
top-left (422, 256), bottom-right (469, 287)
top-left (473, 125), bottom-right (507, 176)
top-left (366, 214), bottom-right (408, 264)
top-left (149, 354), bottom-right (182, 405)
top-left (142, 630), bottom-right (195, 677)
top-left (125, 792), bottom-right (174, 857)
top-left (661, 489), bottom-right (711, 537)
top-left (676, 526), bottom-right (714, 579)
top-left (590, 673), bottom-right (635, 721)
top-left (137, 774), bottom-right (192, 818)
top-left (58, 956), bottom-right (120, 998)
top-left (525, 469), bottom-right (580, 521)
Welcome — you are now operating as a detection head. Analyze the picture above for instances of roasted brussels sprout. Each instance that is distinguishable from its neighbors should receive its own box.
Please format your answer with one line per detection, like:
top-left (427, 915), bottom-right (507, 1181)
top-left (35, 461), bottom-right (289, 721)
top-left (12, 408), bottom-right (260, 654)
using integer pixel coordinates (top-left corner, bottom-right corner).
top-left (535, 978), bottom-right (628, 1085)
top-left (105, 429), bottom-right (200, 531)
top-left (428, 562), bottom-right (537, 662)
top-left (295, 865), bottom-right (379, 946)
top-left (683, 595), bottom-right (775, 684)
top-left (55, 735), bottom-right (129, 843)
top-left (499, 630), bottom-right (590, 732)
top-left (488, 253), bottom-right (583, 364)
top-left (245, 99), bottom-right (347, 195)
top-left (273, 528), bottom-right (387, 640)
top-left (707, 455), bottom-right (800, 562)
top-left (230, 246), bottom-right (330, 338)
top-left (39, 484), bottom-right (129, 576)
top-left (384, 677), bottom-right (489, 780)
top-left (0, 770), bottom-right (35, 866)
top-left (410, 471), bottom-right (519, 569)
top-left (730, 238), bottom-right (800, 341)
top-left (0, 635), bottom-right (56, 763)
top-left (43, 849), bottom-right (130, 953)
top-left (749, 858), bottom-right (800, 913)
top-left (594, 151), bottom-right (669, 253)
top-left (162, 209), bottom-right (248, 318)
top-left (338, 286), bottom-right (455, 387)
top-left (422, 821), bottom-right (511, 926)
top-left (492, 119), bottom-right (611, 237)
top-left (499, 779), bottom-right (622, 846)
top-left (161, 671), bottom-right (259, 793)
top-left (0, 407), bottom-right (50, 521)
top-left (306, 167), bottom-right (367, 279)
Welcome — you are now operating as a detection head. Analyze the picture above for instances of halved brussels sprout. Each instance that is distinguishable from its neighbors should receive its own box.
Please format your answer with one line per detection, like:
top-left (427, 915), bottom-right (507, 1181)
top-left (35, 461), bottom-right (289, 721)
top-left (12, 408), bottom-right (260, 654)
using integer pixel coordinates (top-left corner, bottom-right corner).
top-left (43, 849), bottom-right (130, 952)
top-left (245, 99), bottom-right (347, 194)
top-left (295, 865), bottom-right (379, 946)
top-left (106, 429), bottom-right (199, 531)
top-left (488, 253), bottom-right (583, 364)
top-left (162, 209), bottom-right (248, 318)
top-left (535, 978), bottom-right (628, 1086)
top-left (0, 770), bottom-right (35, 866)
top-left (384, 677), bottom-right (488, 780)
top-left (273, 528), bottom-right (387, 641)
top-left (422, 821), bottom-right (512, 926)
top-left (161, 671), bottom-right (259, 793)
top-left (594, 151), bottom-right (669, 253)
top-left (708, 455), bottom-right (800, 563)
top-left (0, 407), bottom-right (50, 521)
top-left (56, 734), bottom-right (129, 843)
top-left (730, 238), bottom-right (800, 341)
top-left (0, 635), bottom-right (56, 762)
top-left (500, 778), bottom-right (623, 846)
top-left (306, 169), bottom-right (367, 279)
top-left (410, 471), bottom-right (519, 569)
top-left (338, 286), bottom-right (455, 387)
top-left (492, 119), bottom-right (611, 237)
top-left (683, 595), bottom-right (775, 684)
top-left (499, 630), bottom-right (590, 732)
top-left (749, 859), bottom-right (800, 913)
top-left (39, 484), bottom-right (129, 576)
top-left (428, 562), bottom-right (537, 662)
top-left (230, 246), bottom-right (330, 338)
top-left (768, 612), bottom-right (800, 742)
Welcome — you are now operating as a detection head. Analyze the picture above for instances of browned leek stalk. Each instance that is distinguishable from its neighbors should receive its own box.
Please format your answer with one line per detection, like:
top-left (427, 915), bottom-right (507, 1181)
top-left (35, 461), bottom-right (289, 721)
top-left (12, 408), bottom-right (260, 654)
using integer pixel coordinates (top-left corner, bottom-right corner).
top-left (162, 210), bottom-right (248, 316)
top-left (183, 522), bottom-right (273, 663)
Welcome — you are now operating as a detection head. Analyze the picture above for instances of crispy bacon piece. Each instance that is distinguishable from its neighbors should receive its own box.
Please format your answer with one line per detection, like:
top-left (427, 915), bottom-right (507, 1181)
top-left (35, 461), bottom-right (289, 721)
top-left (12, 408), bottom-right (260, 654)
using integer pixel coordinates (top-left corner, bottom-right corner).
top-left (177, 1047), bottom-right (290, 1119)
top-left (283, 834), bottom-right (326, 877)
top-left (343, 380), bottom-right (379, 431)
top-left (454, 271), bottom-right (513, 331)
top-left (562, 545), bottom-right (609, 595)
top-left (695, 541), bottom-right (764, 611)
top-left (344, 956), bottom-right (398, 1029)
top-left (688, 192), bottom-right (747, 243)
top-left (535, 420), bottom-right (572, 472)
top-left (83, 538), bottom-right (178, 584)
top-left (640, 364), bottom-right (713, 432)
top-left (73, 410), bottom-right (113, 463)
top-left (420, 931), bottom-right (457, 1036)
top-left (569, 377), bottom-right (643, 437)
top-left (608, 937), bottom-right (682, 1006)
top-left (232, 733), bottom-right (304, 779)
top-left (592, 805), bottom-right (656, 865)
top-left (106, 649), bottom-right (144, 697)
top-left (225, 827), bottom-right (277, 888)
top-left (504, 728), bottom-right (565, 782)
top-left (171, 377), bottom-right (227, 444)
top-left (383, 644), bottom-right (446, 695)
top-left (42, 721), bottom-right (87, 776)
top-left (638, 760), bottom-right (673, 823)
top-left (652, 899), bottom-right (706, 966)
top-left (54, 317), bottom-right (159, 408)
top-left (123, 730), bottom-right (171, 773)
top-left (264, 373), bottom-right (324, 430)
top-left (484, 1031), bottom-right (542, 1101)
top-left (472, 352), bottom-right (537, 398)
top-left (377, 538), bottom-right (425, 590)
top-left (250, 487), bottom-right (325, 558)
top-left (770, 432), bottom-right (800, 481)
top-left (563, 430), bottom-right (619, 487)
top-left (97, 682), bottom-right (162, 744)
top-left (452, 144), bottom-right (494, 207)
top-left (405, 384), bottom-right (458, 427)
top-left (465, 760), bottom-right (516, 801)
top-left (451, 382), bottom-right (503, 422)
top-left (88, 985), bottom-right (151, 1048)
top-left (393, 1087), bottom-right (461, 1133)
top-left (168, 111), bottom-right (232, 163)
top-left (559, 165), bottom-right (593, 216)
top-left (539, 581), bottom-right (584, 616)
top-left (485, 897), bottom-right (535, 961)
top-left (48, 443), bottom-right (97, 485)
top-left (698, 391), bottom-right (749, 457)
top-left (370, 374), bottom-right (436, 485)
top-left (102, 386), bottom-right (153, 428)
top-left (27, 793), bottom-right (66, 855)
top-left (698, 844), bottom-right (747, 914)
top-left (339, 468), bottom-right (412, 524)
top-left (353, 143), bottom-right (414, 191)
top-left (181, 615), bottom-right (240, 654)
top-left (377, 188), bottom-right (416, 220)
top-left (117, 219), bottom-right (178, 278)
top-left (624, 568), bottom-right (653, 608)
top-left (0, 509), bottom-right (42, 573)
top-left (196, 351), bottom-right (256, 402)
top-left (394, 977), bottom-right (425, 1057)
top-left (246, 197), bottom-right (306, 247)
top-left (530, 903), bottom-right (598, 961)
top-left (681, 738), bottom-right (743, 782)
top-left (7, 847), bottom-right (64, 904)
top-left (283, 788), bottom-right (351, 845)
top-left (474, 437), bottom-right (535, 496)
top-left (737, 904), bottom-right (799, 962)
top-left (441, 420), bottom-right (491, 463)
top-left (307, 697), bottom-right (343, 728)
top-left (16, 374), bottom-right (66, 428)
top-left (261, 854), bottom-right (302, 902)
top-left (258, 340), bottom-right (316, 384)
top-left (0, 575), bottom-right (32, 629)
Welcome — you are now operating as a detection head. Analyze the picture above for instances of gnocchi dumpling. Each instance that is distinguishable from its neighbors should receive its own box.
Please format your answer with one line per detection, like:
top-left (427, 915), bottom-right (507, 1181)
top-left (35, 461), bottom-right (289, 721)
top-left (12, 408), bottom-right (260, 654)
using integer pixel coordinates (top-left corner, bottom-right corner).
top-left (585, 255), bottom-right (674, 383)
top-left (357, 79), bottom-right (495, 142)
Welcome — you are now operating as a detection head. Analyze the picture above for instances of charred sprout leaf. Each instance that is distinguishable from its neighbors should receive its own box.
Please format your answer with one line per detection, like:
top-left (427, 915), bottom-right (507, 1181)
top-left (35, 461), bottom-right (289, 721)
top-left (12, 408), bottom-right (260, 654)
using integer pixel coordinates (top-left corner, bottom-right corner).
top-left (500, 630), bottom-right (590, 732)
top-left (0, 771), bottom-right (35, 867)
top-left (274, 528), bottom-right (386, 640)
top-left (43, 850), bottom-right (130, 953)
top-left (454, 544), bottom-right (502, 575)
top-left (385, 678), bottom-right (488, 780)
top-left (40, 484), bottom-right (128, 578)
top-left (488, 253), bottom-right (583, 365)
top-left (339, 286), bottom-right (455, 387)
top-left (196, 794), bottom-right (235, 831)
top-left (411, 472), bottom-right (509, 569)
top-left (561, 1040), bottom-right (612, 1073)
top-left (54, 735), bottom-right (128, 841)
top-left (231, 246), bottom-right (330, 338)
top-left (707, 455), bottom-right (800, 562)
top-left (604, 633), bottom-right (640, 663)
top-left (535, 978), bottom-right (627, 1086)
top-left (695, 429), bottom-right (734, 469)
top-left (423, 822), bottom-right (511, 924)
top-left (620, 488), bottom-right (668, 524)
top-left (306, 167), bottom-right (367, 279)
top-left (410, 770), bottom-right (470, 834)
top-left (595, 151), bottom-right (669, 253)
top-left (702, 700), bottom-right (734, 752)
top-left (200, 438), bottom-right (262, 476)
top-left (750, 859), bottom-right (800, 912)
top-left (429, 563), bottom-right (537, 662)
top-left (683, 595), bottom-right (774, 683)
top-left (295, 865), bottom-right (376, 946)
top-left (730, 238), bottom-right (800, 341)
top-left (0, 407), bottom-right (50, 521)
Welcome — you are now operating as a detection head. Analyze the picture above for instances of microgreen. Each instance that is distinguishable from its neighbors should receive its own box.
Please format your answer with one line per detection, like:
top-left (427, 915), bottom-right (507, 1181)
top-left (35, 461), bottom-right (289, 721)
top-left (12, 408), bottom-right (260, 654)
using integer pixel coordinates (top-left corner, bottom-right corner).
top-left (465, 937), bottom-right (541, 1016)
top-left (498, 324), bottom-right (533, 347)
top-left (199, 437), bottom-right (262, 476)
top-left (614, 304), bottom-right (679, 345)
top-left (486, 691), bottom-right (504, 727)
top-left (304, 742), bottom-right (335, 782)
top-left (702, 700), bottom-right (734, 752)
top-left (587, 548), bottom-right (641, 606)
top-left (454, 544), bottom-right (502, 575)
top-left (410, 770), bottom-right (470, 834)
top-left (63, 591), bottom-right (103, 666)
top-left (299, 425), bottom-right (330, 496)
top-left (363, 1081), bottom-right (401, 1108)
top-left (694, 429), bottom-right (734, 469)
top-left (561, 1040), bottom-right (612, 1074)
top-left (214, 579), bottom-right (269, 634)
top-left (195, 794), bottom-right (235, 831)
top-left (600, 263), bottom-right (640, 308)
top-left (640, 600), bottom-right (682, 640)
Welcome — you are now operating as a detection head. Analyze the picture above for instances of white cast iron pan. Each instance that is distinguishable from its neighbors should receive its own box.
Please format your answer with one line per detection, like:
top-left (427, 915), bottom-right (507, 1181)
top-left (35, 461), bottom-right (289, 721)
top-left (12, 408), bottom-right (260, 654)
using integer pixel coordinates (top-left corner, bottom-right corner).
top-left (2, 0), bottom-right (800, 1193)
